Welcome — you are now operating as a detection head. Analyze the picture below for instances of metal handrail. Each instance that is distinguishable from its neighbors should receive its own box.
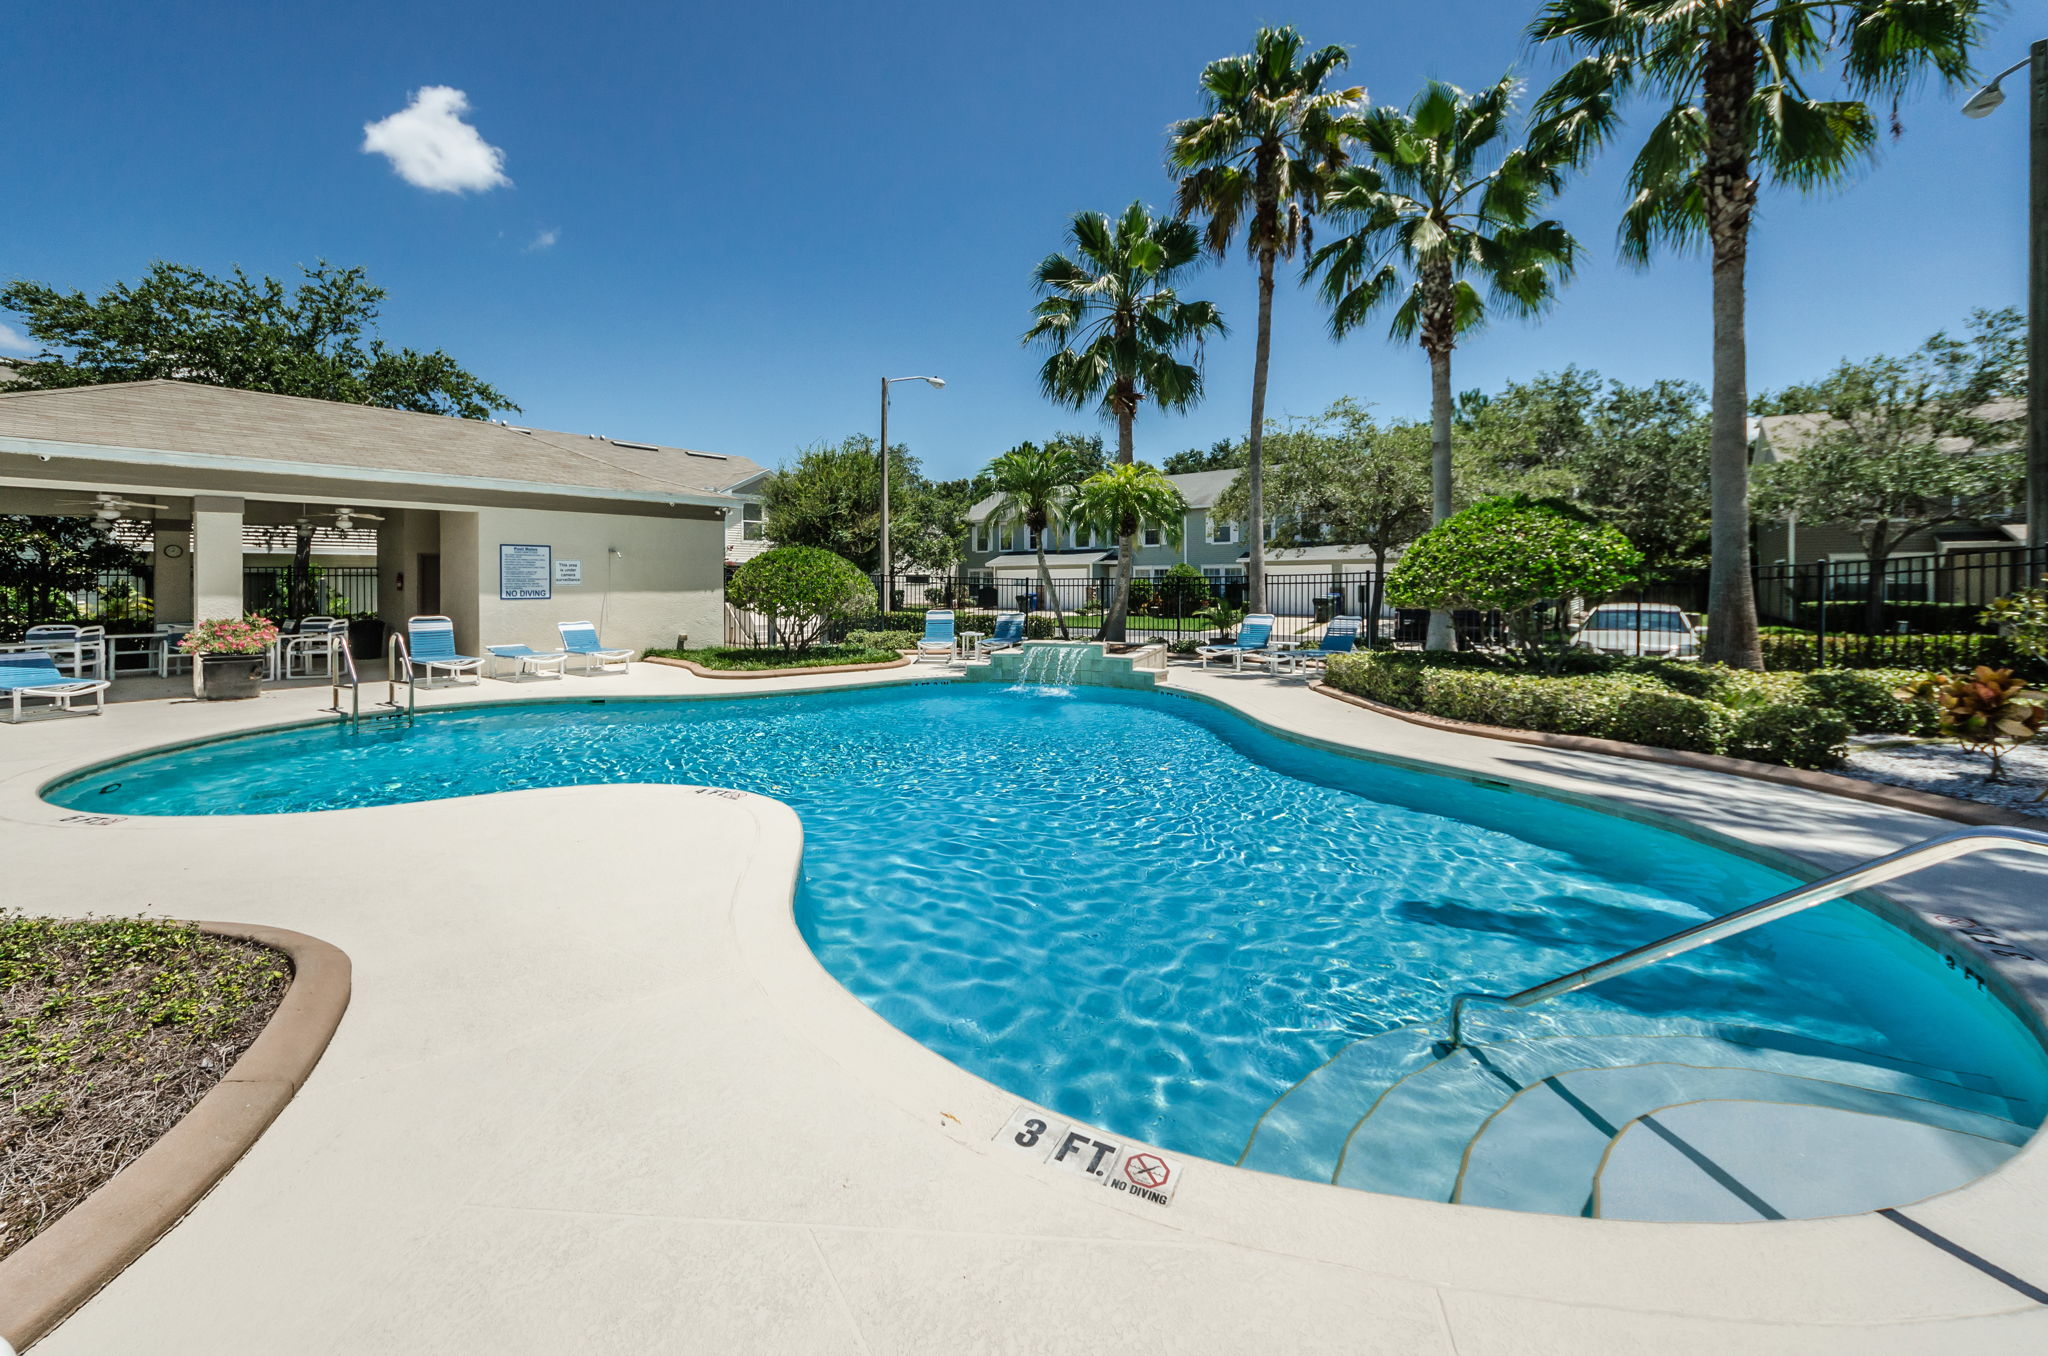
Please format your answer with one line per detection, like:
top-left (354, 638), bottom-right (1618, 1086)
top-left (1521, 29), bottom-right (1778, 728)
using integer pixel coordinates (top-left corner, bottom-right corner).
top-left (325, 633), bottom-right (362, 722)
top-left (384, 632), bottom-right (416, 720)
top-left (1443, 826), bottom-right (2048, 1051)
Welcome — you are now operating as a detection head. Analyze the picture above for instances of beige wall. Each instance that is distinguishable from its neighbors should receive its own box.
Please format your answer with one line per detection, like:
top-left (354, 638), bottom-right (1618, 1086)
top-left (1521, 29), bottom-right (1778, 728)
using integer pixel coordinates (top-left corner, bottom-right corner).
top-left (458, 506), bottom-right (724, 655)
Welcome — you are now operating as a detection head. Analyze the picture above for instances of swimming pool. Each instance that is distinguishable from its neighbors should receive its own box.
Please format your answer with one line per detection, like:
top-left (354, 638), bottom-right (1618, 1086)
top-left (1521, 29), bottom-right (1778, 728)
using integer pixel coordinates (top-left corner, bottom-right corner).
top-left (50, 682), bottom-right (2046, 1210)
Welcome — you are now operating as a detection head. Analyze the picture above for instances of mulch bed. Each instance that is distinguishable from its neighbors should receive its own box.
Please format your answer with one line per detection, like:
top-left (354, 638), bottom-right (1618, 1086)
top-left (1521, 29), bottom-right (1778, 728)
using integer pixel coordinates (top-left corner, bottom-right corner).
top-left (1, 916), bottom-right (287, 1259)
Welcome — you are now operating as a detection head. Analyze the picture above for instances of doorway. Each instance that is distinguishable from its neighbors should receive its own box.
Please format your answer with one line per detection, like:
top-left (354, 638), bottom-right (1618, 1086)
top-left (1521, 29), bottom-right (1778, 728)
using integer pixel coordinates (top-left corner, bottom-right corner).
top-left (416, 553), bottom-right (441, 615)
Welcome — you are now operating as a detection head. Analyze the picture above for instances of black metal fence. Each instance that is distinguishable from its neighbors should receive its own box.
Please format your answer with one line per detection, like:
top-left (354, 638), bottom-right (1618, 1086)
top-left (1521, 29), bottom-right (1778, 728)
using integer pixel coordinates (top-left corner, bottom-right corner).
top-left (724, 550), bottom-right (2048, 672)
top-left (2, 569), bottom-right (157, 636)
top-left (1753, 547), bottom-right (2048, 671)
top-left (242, 566), bottom-right (381, 620)
top-left (725, 570), bottom-right (1510, 650)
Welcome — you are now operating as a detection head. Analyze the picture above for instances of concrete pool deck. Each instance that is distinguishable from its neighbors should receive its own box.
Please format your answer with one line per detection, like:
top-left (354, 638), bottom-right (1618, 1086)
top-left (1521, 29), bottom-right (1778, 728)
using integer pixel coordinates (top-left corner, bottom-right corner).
top-left (2, 659), bottom-right (2045, 1353)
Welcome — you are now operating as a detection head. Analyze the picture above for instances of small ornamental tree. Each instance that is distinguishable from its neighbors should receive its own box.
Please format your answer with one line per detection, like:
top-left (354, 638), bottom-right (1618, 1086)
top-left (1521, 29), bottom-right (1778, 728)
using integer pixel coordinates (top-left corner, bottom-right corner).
top-left (1983, 576), bottom-right (2048, 668)
top-left (1898, 667), bottom-right (2048, 785)
top-left (725, 546), bottom-right (876, 655)
top-left (1386, 494), bottom-right (1642, 660)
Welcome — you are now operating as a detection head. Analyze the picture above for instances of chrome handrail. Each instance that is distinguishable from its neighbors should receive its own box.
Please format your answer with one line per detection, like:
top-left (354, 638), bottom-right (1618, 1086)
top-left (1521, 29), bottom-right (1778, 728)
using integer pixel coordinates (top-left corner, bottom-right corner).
top-left (384, 632), bottom-right (416, 720)
top-left (325, 633), bottom-right (362, 722)
top-left (1443, 826), bottom-right (2048, 1051)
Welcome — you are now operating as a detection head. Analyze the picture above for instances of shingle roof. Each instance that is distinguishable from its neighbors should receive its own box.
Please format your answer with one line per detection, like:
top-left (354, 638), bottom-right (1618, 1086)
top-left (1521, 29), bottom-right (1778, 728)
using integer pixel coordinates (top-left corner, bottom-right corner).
top-left (967, 466), bottom-right (1241, 520)
top-left (1753, 400), bottom-right (2024, 462)
top-left (0, 379), bottom-right (764, 500)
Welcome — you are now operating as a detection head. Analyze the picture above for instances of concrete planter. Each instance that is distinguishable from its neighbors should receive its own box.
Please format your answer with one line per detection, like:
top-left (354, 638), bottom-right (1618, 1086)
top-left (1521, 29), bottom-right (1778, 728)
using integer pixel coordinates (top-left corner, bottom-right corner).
top-left (193, 653), bottom-right (267, 700)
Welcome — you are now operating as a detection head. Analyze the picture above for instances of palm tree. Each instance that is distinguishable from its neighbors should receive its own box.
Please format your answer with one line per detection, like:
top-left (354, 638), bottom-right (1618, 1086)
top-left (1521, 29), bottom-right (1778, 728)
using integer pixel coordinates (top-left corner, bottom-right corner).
top-left (1167, 26), bottom-right (1364, 614)
top-left (1069, 463), bottom-right (1188, 642)
top-left (1308, 75), bottom-right (1578, 651)
top-left (1528, 0), bottom-right (1990, 668)
top-left (982, 440), bottom-right (1094, 638)
top-left (1024, 201), bottom-right (1225, 641)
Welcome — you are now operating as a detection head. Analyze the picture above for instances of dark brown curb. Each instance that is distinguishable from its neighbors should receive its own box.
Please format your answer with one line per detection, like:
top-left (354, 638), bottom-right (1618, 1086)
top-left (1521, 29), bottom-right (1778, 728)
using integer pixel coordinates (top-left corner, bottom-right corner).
top-left (642, 654), bottom-right (916, 679)
top-left (1309, 681), bottom-right (2040, 829)
top-left (0, 923), bottom-right (351, 1351)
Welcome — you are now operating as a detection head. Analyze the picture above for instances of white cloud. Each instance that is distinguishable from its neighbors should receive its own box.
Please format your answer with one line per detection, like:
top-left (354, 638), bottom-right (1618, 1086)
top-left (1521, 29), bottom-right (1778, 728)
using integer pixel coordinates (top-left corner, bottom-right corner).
top-left (361, 86), bottom-right (510, 194)
top-left (0, 322), bottom-right (32, 355)
top-left (524, 228), bottom-right (559, 252)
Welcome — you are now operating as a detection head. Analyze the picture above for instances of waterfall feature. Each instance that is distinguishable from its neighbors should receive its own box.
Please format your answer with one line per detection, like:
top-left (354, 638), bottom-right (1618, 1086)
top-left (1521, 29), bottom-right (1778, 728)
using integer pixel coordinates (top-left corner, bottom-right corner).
top-left (1008, 642), bottom-right (1089, 694)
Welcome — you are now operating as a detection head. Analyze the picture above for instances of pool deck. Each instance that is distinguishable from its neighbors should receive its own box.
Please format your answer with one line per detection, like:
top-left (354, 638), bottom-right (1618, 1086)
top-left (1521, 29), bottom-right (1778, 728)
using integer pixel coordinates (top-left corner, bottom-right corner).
top-left (2, 659), bottom-right (2046, 1353)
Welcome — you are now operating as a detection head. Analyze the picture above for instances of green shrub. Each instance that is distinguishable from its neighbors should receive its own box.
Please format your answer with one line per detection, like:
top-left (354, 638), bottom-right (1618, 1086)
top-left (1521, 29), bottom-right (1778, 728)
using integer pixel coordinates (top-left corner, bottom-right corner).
top-left (1387, 495), bottom-right (1643, 656)
top-left (846, 629), bottom-right (917, 651)
top-left (1605, 686), bottom-right (1733, 754)
top-left (726, 546), bottom-right (875, 654)
top-left (1797, 668), bottom-right (1937, 736)
top-left (1759, 631), bottom-right (2023, 675)
top-left (1725, 704), bottom-right (1852, 770)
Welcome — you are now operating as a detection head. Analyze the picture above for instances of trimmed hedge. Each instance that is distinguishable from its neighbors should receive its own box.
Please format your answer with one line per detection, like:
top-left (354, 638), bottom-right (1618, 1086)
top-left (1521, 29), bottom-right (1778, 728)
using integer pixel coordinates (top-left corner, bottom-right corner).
top-left (1321, 651), bottom-right (1914, 770)
top-left (1759, 631), bottom-right (2023, 675)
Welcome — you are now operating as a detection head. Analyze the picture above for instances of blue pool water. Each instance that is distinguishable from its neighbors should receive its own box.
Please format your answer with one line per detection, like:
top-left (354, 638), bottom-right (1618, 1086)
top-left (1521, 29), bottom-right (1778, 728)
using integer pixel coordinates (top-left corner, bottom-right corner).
top-left (51, 683), bottom-right (2048, 1168)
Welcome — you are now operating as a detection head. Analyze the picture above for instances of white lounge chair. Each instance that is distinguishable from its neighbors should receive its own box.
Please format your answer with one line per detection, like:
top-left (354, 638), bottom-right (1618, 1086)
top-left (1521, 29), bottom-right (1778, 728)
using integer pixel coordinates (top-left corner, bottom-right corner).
top-left (406, 616), bottom-right (484, 687)
top-left (916, 610), bottom-right (957, 663)
top-left (976, 612), bottom-right (1025, 657)
top-left (1264, 616), bottom-right (1362, 674)
top-left (486, 644), bottom-right (569, 680)
top-left (0, 652), bottom-right (111, 722)
top-left (557, 621), bottom-right (633, 675)
top-left (1196, 614), bottom-right (1276, 670)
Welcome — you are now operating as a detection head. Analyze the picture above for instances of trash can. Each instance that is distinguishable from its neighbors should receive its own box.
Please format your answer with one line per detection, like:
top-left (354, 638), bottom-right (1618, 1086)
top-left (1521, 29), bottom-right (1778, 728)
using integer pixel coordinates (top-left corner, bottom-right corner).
top-left (1313, 591), bottom-right (1341, 624)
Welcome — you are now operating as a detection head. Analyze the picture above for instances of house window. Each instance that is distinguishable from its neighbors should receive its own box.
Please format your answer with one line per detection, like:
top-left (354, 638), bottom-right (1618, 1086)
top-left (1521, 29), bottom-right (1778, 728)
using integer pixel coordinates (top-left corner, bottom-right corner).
top-left (1206, 517), bottom-right (1237, 545)
top-left (1826, 554), bottom-right (1935, 603)
top-left (971, 525), bottom-right (989, 553)
top-left (1142, 522), bottom-right (1163, 547)
top-left (741, 502), bottom-right (765, 541)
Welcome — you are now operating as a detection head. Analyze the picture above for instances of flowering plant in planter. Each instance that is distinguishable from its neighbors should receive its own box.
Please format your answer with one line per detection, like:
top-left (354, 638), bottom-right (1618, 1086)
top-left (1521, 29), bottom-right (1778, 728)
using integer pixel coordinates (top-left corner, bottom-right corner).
top-left (178, 616), bottom-right (280, 656)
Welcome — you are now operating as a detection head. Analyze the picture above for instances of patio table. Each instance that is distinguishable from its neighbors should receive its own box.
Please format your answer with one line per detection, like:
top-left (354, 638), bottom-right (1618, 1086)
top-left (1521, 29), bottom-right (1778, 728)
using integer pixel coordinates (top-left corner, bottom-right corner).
top-left (956, 630), bottom-right (984, 660)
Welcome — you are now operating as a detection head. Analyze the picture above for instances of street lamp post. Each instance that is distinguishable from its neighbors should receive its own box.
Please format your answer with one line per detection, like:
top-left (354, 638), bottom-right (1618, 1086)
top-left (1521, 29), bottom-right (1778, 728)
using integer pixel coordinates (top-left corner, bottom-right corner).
top-left (1963, 41), bottom-right (2047, 552)
top-left (877, 375), bottom-right (944, 593)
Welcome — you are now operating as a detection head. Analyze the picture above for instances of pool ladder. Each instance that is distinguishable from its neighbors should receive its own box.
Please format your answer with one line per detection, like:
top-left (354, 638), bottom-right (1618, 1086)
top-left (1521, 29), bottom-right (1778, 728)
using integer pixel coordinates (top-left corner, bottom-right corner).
top-left (1442, 826), bottom-right (2048, 1052)
top-left (324, 633), bottom-right (417, 726)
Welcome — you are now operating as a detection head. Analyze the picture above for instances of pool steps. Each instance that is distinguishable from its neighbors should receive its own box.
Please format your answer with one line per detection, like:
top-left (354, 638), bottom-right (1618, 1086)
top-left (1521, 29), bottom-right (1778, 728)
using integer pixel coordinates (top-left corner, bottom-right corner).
top-left (1238, 1013), bottom-right (2039, 1219)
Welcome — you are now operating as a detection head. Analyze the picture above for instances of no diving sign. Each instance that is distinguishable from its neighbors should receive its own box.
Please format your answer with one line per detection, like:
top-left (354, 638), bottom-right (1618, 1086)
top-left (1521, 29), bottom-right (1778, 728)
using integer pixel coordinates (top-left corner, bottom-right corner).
top-left (996, 1105), bottom-right (1184, 1207)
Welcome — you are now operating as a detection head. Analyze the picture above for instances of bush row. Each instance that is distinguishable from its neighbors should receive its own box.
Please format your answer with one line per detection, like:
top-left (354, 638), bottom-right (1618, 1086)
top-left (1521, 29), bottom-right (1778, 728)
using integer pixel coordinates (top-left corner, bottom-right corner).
top-left (1758, 631), bottom-right (2025, 675)
top-left (1320, 652), bottom-right (1936, 769)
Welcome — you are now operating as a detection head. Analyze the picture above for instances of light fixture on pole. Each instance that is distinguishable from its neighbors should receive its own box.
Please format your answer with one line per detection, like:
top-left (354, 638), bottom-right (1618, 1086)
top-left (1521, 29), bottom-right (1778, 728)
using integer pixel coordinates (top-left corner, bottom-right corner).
top-left (878, 375), bottom-right (945, 589)
top-left (1960, 41), bottom-right (2046, 552)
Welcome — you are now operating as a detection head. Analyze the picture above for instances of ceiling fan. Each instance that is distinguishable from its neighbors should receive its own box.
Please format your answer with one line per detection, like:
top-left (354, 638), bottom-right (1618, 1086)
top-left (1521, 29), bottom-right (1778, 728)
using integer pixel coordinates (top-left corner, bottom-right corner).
top-left (302, 506), bottom-right (386, 533)
top-left (55, 492), bottom-right (171, 529)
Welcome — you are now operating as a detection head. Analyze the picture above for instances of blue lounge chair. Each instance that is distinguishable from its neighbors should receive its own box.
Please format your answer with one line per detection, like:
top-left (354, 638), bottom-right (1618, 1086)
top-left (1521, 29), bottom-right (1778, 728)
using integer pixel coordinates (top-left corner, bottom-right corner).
top-left (485, 644), bottom-right (569, 680)
top-left (0, 652), bottom-right (111, 722)
top-left (975, 612), bottom-right (1025, 657)
top-left (557, 621), bottom-right (634, 674)
top-left (1196, 614), bottom-right (1275, 670)
top-left (1268, 615), bottom-right (1361, 674)
top-left (406, 616), bottom-right (483, 687)
top-left (916, 610), bottom-right (957, 664)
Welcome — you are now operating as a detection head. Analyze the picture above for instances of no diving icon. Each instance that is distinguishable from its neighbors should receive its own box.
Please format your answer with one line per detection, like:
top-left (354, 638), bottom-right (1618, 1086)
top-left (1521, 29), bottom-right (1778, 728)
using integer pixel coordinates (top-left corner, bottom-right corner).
top-left (996, 1106), bottom-right (1183, 1207)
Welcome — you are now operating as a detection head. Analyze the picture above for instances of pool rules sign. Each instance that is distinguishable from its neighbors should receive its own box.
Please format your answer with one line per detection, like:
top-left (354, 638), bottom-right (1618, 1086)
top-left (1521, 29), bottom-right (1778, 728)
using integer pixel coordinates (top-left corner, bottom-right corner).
top-left (996, 1106), bottom-right (1183, 1207)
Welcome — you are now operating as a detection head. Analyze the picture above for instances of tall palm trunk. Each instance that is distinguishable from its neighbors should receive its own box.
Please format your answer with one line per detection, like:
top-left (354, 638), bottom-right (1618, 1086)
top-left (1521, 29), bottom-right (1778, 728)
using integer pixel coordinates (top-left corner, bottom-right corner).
top-left (1035, 537), bottom-right (1068, 639)
top-left (1103, 401), bottom-right (1137, 642)
top-left (1245, 242), bottom-right (1275, 614)
top-left (1701, 36), bottom-right (1763, 670)
top-left (1424, 340), bottom-right (1456, 651)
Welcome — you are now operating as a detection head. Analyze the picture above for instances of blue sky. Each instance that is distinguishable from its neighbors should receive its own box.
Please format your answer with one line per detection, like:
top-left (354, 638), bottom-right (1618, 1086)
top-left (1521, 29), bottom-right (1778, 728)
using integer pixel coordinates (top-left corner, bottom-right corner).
top-left (1, 1), bottom-right (2033, 480)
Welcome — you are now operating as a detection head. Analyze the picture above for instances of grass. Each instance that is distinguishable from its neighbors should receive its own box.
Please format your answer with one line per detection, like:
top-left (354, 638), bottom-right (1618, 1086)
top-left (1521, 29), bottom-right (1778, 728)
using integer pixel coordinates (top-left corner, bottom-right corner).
top-left (1, 914), bottom-right (287, 1259)
top-left (646, 645), bottom-right (904, 671)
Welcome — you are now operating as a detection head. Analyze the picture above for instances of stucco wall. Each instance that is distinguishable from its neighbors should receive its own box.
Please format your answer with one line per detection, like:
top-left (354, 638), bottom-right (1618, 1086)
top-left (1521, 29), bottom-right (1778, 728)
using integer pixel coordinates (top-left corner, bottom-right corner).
top-left (458, 505), bottom-right (724, 655)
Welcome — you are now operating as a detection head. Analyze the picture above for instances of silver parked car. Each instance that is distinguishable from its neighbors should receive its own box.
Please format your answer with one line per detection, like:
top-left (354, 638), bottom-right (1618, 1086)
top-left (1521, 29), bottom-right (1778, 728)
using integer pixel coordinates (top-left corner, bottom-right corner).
top-left (1572, 603), bottom-right (1700, 658)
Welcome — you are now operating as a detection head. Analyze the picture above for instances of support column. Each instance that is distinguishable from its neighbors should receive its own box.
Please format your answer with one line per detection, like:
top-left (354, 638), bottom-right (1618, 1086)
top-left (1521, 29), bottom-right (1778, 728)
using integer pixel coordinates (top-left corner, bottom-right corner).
top-left (152, 519), bottom-right (194, 624)
top-left (190, 496), bottom-right (245, 621)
